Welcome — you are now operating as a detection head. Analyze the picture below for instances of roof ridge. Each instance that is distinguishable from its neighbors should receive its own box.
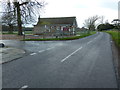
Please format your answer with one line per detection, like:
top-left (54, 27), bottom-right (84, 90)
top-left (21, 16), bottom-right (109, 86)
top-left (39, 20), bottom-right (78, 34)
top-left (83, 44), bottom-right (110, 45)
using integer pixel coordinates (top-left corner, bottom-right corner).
top-left (40, 16), bottom-right (76, 19)
top-left (37, 16), bottom-right (77, 25)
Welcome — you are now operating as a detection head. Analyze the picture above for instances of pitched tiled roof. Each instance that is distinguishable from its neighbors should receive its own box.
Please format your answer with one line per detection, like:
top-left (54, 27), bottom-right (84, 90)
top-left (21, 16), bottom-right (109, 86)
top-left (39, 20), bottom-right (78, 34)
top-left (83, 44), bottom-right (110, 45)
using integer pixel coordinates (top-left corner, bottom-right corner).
top-left (37, 16), bottom-right (77, 25)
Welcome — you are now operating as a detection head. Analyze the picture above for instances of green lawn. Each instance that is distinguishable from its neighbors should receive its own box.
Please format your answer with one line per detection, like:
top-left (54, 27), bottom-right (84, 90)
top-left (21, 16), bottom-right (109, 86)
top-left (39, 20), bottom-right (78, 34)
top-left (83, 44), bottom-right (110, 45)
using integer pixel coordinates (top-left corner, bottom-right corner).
top-left (23, 31), bottom-right (96, 41)
top-left (106, 30), bottom-right (120, 47)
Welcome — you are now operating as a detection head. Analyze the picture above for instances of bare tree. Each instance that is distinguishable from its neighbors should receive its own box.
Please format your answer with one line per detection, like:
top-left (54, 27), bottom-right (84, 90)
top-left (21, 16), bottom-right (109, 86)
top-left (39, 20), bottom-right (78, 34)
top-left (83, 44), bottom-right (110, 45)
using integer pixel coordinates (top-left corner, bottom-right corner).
top-left (99, 16), bottom-right (105, 24)
top-left (1, 0), bottom-right (46, 35)
top-left (2, 0), bottom-right (17, 33)
top-left (83, 15), bottom-right (100, 32)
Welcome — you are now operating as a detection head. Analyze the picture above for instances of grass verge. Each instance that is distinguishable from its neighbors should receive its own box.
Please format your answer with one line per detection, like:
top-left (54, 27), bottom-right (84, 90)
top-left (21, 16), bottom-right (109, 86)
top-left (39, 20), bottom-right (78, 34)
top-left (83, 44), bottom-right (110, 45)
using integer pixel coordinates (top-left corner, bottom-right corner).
top-left (23, 32), bottom-right (96, 41)
top-left (105, 30), bottom-right (120, 47)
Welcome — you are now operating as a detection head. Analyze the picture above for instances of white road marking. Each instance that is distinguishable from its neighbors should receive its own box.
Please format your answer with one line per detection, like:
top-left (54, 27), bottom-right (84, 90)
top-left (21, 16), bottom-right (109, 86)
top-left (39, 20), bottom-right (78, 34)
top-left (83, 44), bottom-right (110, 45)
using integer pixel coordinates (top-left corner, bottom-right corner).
top-left (61, 46), bottom-right (83, 62)
top-left (87, 41), bottom-right (92, 44)
top-left (19, 85), bottom-right (28, 90)
top-left (38, 47), bottom-right (54, 53)
top-left (30, 53), bottom-right (37, 56)
top-left (38, 50), bottom-right (45, 53)
top-left (22, 51), bottom-right (26, 53)
top-left (46, 47), bottom-right (54, 50)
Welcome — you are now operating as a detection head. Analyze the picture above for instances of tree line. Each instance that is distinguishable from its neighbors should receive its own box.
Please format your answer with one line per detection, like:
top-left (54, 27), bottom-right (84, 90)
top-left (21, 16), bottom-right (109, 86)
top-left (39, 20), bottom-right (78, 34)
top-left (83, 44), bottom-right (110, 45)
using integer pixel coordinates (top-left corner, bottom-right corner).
top-left (2, 25), bottom-right (33, 32)
top-left (83, 15), bottom-right (120, 31)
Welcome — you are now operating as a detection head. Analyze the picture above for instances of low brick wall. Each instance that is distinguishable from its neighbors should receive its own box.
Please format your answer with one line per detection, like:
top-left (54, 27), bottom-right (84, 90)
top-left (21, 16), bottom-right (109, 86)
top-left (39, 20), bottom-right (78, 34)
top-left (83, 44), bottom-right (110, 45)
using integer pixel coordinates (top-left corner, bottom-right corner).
top-left (1, 35), bottom-right (43, 40)
top-left (1, 34), bottom-right (75, 40)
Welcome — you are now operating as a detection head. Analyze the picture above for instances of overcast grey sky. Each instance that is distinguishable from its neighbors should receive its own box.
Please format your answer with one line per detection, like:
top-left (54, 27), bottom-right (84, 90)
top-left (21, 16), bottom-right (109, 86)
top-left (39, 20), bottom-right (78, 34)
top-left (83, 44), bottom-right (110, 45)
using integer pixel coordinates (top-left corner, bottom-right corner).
top-left (40, 0), bottom-right (118, 27)
top-left (0, 0), bottom-right (119, 27)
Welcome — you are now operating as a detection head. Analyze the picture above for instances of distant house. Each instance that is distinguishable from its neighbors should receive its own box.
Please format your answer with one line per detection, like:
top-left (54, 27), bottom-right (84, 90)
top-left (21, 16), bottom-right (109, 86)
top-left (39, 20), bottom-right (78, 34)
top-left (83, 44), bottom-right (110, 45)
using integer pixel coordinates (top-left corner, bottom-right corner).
top-left (33, 16), bottom-right (78, 36)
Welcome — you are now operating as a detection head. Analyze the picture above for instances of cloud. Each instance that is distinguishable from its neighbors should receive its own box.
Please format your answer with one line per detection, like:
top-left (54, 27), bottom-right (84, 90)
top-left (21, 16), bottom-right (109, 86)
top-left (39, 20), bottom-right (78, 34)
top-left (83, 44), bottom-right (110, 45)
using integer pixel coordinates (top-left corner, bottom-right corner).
top-left (0, 0), bottom-right (118, 27)
top-left (99, 0), bottom-right (118, 10)
top-left (41, 0), bottom-right (118, 27)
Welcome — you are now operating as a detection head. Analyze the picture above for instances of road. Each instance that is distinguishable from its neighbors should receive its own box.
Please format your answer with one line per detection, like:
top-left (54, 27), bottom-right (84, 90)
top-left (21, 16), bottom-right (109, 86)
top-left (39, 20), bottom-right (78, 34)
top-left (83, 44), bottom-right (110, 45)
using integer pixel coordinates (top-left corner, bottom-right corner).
top-left (2, 32), bottom-right (118, 88)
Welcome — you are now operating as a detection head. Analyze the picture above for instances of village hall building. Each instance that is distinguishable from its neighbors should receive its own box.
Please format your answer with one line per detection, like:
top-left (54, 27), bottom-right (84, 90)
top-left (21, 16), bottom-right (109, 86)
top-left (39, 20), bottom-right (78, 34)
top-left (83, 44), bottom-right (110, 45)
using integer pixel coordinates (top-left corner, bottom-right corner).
top-left (33, 16), bottom-right (78, 36)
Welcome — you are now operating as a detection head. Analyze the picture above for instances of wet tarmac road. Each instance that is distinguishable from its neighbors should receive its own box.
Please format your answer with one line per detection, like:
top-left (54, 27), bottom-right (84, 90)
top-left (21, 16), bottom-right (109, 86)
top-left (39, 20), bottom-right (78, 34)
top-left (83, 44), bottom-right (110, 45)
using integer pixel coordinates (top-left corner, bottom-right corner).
top-left (2, 32), bottom-right (118, 88)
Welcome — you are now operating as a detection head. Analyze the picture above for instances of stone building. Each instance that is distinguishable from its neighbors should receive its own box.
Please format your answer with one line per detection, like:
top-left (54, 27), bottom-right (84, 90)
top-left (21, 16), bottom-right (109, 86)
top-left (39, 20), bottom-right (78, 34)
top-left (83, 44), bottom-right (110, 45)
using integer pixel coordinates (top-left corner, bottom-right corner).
top-left (33, 16), bottom-right (78, 36)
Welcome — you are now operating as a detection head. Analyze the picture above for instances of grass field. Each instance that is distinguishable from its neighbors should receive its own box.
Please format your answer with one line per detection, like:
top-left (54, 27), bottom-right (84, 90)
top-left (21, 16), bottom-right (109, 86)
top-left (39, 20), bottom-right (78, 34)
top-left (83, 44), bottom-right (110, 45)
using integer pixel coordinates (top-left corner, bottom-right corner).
top-left (106, 30), bottom-right (120, 47)
top-left (23, 31), bottom-right (96, 41)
